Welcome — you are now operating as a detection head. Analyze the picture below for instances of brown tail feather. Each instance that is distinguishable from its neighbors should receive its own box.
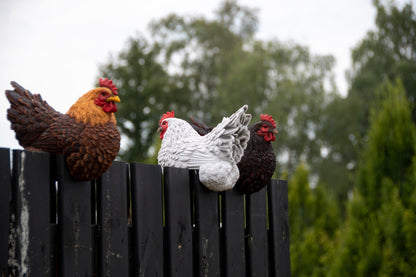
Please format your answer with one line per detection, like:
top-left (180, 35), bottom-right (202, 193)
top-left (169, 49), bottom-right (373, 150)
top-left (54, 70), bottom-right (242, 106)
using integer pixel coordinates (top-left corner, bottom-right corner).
top-left (5, 81), bottom-right (61, 147)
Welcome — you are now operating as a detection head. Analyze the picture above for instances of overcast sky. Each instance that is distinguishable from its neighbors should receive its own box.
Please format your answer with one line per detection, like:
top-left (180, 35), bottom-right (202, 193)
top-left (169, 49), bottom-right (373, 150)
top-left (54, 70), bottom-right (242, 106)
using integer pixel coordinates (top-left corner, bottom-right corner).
top-left (0, 0), bottom-right (377, 150)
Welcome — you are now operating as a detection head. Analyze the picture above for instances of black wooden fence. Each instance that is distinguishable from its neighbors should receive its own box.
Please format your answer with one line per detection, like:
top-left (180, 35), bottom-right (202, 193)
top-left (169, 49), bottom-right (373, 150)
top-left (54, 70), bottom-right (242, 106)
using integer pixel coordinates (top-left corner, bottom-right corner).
top-left (0, 148), bottom-right (290, 277)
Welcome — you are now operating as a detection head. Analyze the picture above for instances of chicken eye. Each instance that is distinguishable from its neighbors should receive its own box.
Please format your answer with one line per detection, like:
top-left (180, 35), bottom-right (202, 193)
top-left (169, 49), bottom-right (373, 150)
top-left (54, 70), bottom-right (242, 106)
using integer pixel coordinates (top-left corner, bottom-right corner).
top-left (261, 124), bottom-right (269, 132)
top-left (101, 92), bottom-right (107, 96)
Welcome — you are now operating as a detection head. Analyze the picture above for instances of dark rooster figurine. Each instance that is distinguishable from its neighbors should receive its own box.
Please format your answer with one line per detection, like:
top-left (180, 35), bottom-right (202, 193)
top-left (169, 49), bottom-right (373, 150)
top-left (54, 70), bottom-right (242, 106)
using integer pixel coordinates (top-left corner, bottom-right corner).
top-left (5, 78), bottom-right (121, 181)
top-left (191, 113), bottom-right (278, 194)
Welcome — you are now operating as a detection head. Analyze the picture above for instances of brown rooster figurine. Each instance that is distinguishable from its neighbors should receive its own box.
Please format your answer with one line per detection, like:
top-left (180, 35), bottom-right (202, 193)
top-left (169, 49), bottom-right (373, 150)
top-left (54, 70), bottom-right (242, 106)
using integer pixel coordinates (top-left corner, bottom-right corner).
top-left (191, 113), bottom-right (277, 194)
top-left (5, 78), bottom-right (121, 181)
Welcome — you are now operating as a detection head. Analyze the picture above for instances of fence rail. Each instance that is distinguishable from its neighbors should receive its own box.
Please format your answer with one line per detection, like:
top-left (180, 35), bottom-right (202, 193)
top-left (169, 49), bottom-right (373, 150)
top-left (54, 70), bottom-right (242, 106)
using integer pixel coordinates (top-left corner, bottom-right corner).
top-left (0, 148), bottom-right (290, 277)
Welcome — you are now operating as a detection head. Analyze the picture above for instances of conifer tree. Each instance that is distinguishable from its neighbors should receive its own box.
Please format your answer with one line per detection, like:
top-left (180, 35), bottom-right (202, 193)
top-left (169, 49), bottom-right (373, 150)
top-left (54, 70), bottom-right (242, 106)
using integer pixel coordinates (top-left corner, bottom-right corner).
top-left (289, 163), bottom-right (340, 276)
top-left (329, 80), bottom-right (416, 276)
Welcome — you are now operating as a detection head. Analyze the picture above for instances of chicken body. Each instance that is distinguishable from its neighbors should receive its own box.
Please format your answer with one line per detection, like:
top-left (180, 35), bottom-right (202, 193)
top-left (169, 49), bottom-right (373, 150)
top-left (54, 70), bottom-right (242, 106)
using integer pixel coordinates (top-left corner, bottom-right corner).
top-left (158, 105), bottom-right (251, 191)
top-left (235, 118), bottom-right (277, 194)
top-left (5, 79), bottom-right (121, 181)
top-left (191, 114), bottom-right (277, 194)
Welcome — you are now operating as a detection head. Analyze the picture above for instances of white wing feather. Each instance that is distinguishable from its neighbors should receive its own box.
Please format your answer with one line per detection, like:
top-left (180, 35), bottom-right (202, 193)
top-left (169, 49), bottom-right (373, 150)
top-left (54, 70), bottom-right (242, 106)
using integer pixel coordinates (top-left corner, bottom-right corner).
top-left (203, 105), bottom-right (251, 163)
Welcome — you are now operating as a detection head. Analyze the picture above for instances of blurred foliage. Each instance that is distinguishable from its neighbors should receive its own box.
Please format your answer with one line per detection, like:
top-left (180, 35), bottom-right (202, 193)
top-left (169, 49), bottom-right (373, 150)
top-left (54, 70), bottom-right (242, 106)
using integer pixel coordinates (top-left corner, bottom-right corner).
top-left (99, 36), bottom-right (192, 162)
top-left (320, 0), bottom-right (416, 202)
top-left (328, 80), bottom-right (416, 276)
top-left (289, 163), bottom-right (340, 277)
top-left (357, 79), bottom-right (416, 209)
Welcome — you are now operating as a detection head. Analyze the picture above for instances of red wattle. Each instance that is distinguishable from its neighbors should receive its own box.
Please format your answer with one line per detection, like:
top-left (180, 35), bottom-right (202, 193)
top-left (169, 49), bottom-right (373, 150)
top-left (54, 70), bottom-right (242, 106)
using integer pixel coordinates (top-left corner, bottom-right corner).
top-left (103, 102), bottom-right (117, 113)
top-left (264, 132), bottom-right (275, 142)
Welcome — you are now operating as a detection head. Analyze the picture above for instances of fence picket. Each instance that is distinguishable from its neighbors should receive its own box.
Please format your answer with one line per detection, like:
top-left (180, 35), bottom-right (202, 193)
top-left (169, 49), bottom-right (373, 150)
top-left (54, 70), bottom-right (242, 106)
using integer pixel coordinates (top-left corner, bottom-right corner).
top-left (192, 170), bottom-right (221, 277)
top-left (0, 148), bottom-right (11, 276)
top-left (55, 155), bottom-right (94, 277)
top-left (9, 150), bottom-right (51, 276)
top-left (97, 161), bottom-right (130, 276)
top-left (130, 163), bottom-right (164, 277)
top-left (268, 179), bottom-right (291, 277)
top-left (246, 187), bottom-right (269, 277)
top-left (221, 188), bottom-right (246, 277)
top-left (164, 167), bottom-right (193, 277)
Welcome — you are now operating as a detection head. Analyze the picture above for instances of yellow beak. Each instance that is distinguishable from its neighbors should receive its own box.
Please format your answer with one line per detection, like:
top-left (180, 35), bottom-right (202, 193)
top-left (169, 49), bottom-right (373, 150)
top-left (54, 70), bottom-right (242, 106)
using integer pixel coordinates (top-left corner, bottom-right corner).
top-left (106, 95), bottom-right (121, 103)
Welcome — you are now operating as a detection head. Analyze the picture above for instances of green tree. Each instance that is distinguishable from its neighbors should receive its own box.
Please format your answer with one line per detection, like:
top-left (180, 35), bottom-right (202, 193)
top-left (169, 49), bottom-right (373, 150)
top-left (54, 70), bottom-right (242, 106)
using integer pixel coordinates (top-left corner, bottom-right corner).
top-left (329, 80), bottom-right (416, 276)
top-left (149, 0), bottom-right (260, 121)
top-left (289, 163), bottom-right (340, 277)
top-left (264, 41), bottom-right (336, 175)
top-left (357, 80), bottom-right (416, 209)
top-left (349, 0), bottom-right (416, 111)
top-left (320, 0), bottom-right (416, 202)
top-left (99, 36), bottom-right (191, 162)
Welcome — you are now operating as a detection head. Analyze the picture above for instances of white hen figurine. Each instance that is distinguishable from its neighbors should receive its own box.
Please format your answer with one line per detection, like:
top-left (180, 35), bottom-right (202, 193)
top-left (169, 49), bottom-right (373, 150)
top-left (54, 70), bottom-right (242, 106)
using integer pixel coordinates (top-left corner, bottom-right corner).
top-left (157, 105), bottom-right (252, 191)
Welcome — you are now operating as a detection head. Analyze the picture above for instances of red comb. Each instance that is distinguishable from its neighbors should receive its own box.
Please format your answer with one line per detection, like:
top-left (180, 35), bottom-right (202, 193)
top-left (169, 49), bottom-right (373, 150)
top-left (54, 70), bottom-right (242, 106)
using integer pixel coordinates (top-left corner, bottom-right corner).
top-left (160, 111), bottom-right (175, 124)
top-left (260, 114), bottom-right (276, 128)
top-left (99, 78), bottom-right (118, 95)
